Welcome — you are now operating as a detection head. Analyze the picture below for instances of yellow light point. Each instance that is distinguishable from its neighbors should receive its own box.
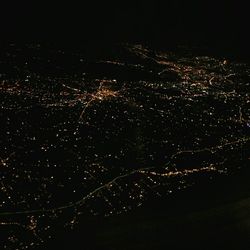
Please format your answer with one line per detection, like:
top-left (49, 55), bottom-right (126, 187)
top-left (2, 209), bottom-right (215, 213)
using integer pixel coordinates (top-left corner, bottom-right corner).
top-left (0, 152), bottom-right (15, 168)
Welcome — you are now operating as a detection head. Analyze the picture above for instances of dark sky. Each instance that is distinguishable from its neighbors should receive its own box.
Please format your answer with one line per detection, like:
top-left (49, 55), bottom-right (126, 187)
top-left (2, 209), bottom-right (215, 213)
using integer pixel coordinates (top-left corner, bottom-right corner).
top-left (1, 1), bottom-right (248, 53)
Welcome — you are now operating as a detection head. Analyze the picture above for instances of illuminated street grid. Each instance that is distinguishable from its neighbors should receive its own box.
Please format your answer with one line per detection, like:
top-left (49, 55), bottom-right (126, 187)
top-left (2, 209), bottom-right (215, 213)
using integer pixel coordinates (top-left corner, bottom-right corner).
top-left (0, 44), bottom-right (250, 248)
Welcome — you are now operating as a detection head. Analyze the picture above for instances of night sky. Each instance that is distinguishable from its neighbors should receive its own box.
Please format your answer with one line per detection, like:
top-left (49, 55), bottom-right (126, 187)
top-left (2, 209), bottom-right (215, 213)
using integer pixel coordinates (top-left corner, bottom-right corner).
top-left (1, 1), bottom-right (249, 52)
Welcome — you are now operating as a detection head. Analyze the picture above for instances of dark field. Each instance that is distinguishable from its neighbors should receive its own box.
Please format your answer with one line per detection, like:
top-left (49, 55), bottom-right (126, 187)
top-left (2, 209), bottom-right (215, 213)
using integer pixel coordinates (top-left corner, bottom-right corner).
top-left (0, 43), bottom-right (250, 249)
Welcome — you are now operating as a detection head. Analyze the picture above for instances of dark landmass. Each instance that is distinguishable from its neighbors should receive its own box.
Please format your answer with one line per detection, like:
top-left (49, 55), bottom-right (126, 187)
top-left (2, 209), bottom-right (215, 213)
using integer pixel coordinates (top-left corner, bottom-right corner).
top-left (0, 42), bottom-right (250, 249)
